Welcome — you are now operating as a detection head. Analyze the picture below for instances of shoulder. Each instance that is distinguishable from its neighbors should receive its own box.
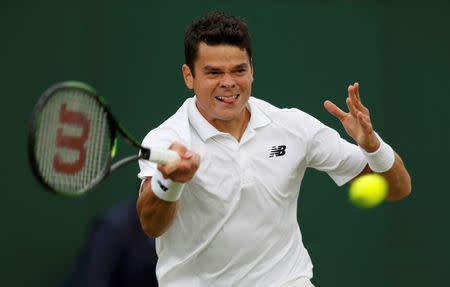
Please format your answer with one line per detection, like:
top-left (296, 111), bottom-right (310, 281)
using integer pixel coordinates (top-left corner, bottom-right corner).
top-left (250, 97), bottom-right (326, 135)
top-left (141, 98), bottom-right (192, 148)
top-left (250, 97), bottom-right (316, 121)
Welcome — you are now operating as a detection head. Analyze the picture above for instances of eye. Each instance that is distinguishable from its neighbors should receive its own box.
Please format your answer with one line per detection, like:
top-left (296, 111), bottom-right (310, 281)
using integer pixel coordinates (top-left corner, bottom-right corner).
top-left (234, 68), bottom-right (247, 75)
top-left (205, 70), bottom-right (221, 76)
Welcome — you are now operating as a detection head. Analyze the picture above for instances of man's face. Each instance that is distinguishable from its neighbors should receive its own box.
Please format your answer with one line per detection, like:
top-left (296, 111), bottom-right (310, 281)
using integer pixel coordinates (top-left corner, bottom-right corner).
top-left (182, 43), bottom-right (253, 127)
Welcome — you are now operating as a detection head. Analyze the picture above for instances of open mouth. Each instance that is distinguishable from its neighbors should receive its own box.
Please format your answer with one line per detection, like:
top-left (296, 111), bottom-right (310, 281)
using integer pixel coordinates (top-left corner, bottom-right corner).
top-left (215, 94), bottom-right (240, 102)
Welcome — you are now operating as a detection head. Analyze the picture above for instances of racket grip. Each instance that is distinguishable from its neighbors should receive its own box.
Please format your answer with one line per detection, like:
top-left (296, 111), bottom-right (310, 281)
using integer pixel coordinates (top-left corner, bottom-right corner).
top-left (149, 148), bottom-right (180, 164)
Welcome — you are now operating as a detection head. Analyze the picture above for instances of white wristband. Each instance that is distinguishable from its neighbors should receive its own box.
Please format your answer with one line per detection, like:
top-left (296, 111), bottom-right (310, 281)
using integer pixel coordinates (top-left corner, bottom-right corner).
top-left (150, 170), bottom-right (185, 202)
top-left (360, 132), bottom-right (395, 173)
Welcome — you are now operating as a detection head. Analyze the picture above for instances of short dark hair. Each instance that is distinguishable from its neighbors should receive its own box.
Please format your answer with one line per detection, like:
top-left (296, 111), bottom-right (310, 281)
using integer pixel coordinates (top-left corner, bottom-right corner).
top-left (184, 11), bottom-right (252, 76)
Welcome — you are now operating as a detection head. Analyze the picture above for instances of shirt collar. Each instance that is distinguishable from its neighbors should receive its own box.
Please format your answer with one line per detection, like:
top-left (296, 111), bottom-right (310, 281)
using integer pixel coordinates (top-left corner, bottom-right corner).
top-left (188, 96), bottom-right (271, 141)
top-left (247, 97), bottom-right (271, 131)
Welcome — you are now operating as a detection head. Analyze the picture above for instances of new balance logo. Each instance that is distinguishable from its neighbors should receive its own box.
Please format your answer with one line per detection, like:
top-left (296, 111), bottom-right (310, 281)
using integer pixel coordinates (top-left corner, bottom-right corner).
top-left (269, 145), bottom-right (286, 157)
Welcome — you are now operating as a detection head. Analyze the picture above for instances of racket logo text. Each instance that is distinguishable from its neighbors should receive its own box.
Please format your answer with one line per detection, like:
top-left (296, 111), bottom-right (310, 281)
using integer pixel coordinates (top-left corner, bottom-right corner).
top-left (53, 103), bottom-right (90, 174)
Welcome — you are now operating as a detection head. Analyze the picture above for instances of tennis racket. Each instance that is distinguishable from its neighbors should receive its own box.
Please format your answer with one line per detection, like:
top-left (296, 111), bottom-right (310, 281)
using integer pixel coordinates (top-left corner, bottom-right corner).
top-left (28, 81), bottom-right (179, 196)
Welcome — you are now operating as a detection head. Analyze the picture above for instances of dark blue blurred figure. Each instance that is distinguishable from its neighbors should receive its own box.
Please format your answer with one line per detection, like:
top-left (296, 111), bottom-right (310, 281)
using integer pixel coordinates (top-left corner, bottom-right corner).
top-left (66, 201), bottom-right (158, 287)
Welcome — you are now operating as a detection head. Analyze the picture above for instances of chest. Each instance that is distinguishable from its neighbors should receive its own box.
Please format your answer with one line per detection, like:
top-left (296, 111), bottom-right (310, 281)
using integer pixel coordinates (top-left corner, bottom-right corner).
top-left (189, 126), bottom-right (308, 202)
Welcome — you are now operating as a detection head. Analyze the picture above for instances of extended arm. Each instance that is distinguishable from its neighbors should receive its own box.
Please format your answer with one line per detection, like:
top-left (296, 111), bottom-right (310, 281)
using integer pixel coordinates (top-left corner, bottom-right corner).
top-left (324, 82), bottom-right (411, 200)
top-left (137, 142), bottom-right (200, 238)
top-left (137, 178), bottom-right (180, 238)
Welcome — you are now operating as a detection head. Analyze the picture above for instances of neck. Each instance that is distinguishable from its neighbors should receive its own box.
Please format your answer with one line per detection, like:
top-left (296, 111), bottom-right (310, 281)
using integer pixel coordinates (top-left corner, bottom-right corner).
top-left (212, 108), bottom-right (250, 142)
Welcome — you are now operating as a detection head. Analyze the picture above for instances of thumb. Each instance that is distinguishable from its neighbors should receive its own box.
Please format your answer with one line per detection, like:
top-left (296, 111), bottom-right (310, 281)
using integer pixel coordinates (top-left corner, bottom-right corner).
top-left (181, 150), bottom-right (193, 160)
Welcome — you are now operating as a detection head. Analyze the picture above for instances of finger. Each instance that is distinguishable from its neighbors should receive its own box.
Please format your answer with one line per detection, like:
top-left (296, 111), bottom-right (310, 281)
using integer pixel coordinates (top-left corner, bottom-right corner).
top-left (178, 151), bottom-right (200, 170)
top-left (169, 142), bottom-right (188, 154)
top-left (324, 100), bottom-right (347, 121)
top-left (158, 150), bottom-right (200, 180)
top-left (353, 82), bottom-right (367, 111)
top-left (347, 85), bottom-right (359, 115)
top-left (354, 82), bottom-right (361, 102)
top-left (357, 112), bottom-right (373, 132)
top-left (346, 96), bottom-right (359, 118)
top-left (182, 150), bottom-right (193, 160)
top-left (192, 152), bottom-right (201, 168)
top-left (157, 150), bottom-right (183, 175)
top-left (349, 83), bottom-right (366, 112)
top-left (166, 152), bottom-right (200, 182)
top-left (169, 142), bottom-right (196, 161)
top-left (157, 161), bottom-right (178, 177)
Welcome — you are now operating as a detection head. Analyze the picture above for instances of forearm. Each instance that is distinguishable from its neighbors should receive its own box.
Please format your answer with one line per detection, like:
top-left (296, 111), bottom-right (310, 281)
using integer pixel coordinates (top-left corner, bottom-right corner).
top-left (359, 132), bottom-right (412, 201)
top-left (379, 153), bottom-right (411, 201)
top-left (137, 178), bottom-right (179, 238)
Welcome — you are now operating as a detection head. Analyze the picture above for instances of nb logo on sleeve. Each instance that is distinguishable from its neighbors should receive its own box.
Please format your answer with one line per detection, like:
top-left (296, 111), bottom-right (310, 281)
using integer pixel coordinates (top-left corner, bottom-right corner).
top-left (269, 145), bottom-right (286, 157)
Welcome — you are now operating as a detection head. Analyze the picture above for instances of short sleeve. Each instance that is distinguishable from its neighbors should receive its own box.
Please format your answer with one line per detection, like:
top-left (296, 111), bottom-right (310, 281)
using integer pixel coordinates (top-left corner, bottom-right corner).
top-left (305, 116), bottom-right (367, 186)
top-left (137, 100), bottom-right (191, 180)
top-left (137, 128), bottom-right (178, 180)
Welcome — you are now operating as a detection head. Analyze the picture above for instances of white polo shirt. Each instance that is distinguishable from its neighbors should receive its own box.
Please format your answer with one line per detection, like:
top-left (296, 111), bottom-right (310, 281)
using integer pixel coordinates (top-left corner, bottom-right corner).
top-left (138, 96), bottom-right (367, 287)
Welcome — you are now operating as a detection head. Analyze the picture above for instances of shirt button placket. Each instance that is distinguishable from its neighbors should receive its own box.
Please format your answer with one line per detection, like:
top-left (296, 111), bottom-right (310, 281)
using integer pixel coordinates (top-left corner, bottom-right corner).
top-left (238, 147), bottom-right (251, 189)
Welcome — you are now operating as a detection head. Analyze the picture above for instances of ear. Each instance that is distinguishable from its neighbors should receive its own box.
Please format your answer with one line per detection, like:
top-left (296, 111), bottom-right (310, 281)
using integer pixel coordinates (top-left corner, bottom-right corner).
top-left (182, 64), bottom-right (194, 89)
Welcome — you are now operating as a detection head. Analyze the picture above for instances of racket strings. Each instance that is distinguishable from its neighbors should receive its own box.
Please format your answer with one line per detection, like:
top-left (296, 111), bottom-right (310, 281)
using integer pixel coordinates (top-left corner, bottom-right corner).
top-left (34, 88), bottom-right (111, 193)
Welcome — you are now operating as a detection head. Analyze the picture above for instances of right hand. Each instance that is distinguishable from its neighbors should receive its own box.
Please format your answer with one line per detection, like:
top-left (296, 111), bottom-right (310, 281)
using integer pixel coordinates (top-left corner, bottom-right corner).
top-left (157, 142), bottom-right (200, 183)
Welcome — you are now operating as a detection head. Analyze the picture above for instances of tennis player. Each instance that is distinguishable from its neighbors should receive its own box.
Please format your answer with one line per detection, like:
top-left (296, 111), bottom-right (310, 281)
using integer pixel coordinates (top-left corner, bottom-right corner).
top-left (136, 11), bottom-right (411, 287)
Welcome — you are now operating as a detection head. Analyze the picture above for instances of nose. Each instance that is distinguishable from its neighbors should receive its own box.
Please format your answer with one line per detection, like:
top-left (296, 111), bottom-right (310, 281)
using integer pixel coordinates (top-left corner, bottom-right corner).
top-left (220, 73), bottom-right (236, 89)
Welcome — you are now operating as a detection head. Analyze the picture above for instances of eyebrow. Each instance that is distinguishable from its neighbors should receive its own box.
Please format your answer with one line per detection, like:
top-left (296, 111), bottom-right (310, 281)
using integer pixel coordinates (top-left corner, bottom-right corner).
top-left (202, 63), bottom-right (249, 72)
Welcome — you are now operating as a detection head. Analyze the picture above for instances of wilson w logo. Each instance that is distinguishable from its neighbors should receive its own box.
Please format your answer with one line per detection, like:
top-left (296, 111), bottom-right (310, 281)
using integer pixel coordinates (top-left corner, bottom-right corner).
top-left (53, 103), bottom-right (90, 174)
top-left (269, 145), bottom-right (286, 157)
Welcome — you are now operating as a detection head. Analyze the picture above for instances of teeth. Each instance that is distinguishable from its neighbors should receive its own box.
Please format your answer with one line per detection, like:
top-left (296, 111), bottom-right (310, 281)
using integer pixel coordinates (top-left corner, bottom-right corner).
top-left (216, 95), bottom-right (239, 101)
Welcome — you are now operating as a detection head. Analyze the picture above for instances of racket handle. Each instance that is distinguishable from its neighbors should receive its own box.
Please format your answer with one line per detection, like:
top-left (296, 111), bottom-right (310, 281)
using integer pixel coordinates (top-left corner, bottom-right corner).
top-left (149, 148), bottom-right (180, 164)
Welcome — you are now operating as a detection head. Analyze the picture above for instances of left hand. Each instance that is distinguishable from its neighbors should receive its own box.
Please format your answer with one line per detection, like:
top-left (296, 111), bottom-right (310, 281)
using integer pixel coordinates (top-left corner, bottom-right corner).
top-left (323, 82), bottom-right (380, 152)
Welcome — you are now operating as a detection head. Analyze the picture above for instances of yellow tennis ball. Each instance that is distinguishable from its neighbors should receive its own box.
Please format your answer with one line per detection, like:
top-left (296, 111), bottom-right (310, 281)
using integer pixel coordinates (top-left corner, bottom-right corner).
top-left (349, 174), bottom-right (388, 208)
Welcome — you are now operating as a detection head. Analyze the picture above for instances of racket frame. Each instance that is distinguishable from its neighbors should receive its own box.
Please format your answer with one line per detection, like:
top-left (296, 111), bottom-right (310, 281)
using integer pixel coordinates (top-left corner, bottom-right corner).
top-left (27, 81), bottom-right (151, 195)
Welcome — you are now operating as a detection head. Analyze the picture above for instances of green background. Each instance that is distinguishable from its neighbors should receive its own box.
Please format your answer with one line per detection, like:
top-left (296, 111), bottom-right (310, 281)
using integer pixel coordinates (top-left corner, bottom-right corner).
top-left (2, 0), bottom-right (449, 286)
